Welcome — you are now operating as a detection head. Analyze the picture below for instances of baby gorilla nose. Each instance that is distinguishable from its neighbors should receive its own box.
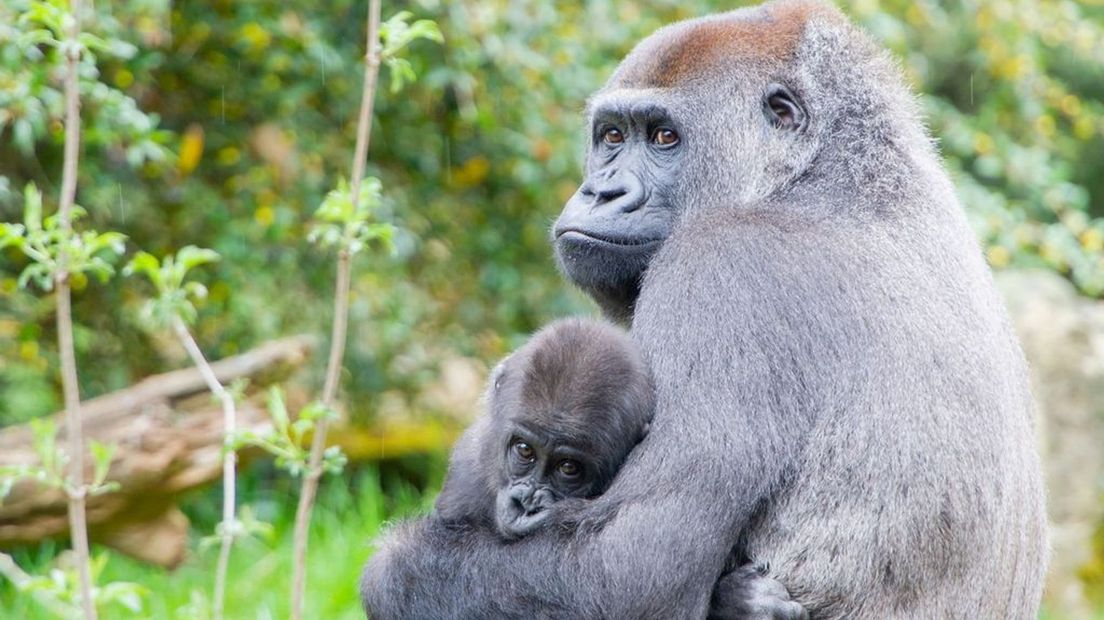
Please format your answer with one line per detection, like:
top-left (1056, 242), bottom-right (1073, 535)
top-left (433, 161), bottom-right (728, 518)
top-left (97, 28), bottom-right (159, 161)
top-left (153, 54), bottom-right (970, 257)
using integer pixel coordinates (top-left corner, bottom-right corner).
top-left (508, 483), bottom-right (546, 515)
top-left (495, 484), bottom-right (555, 539)
top-left (513, 496), bottom-right (544, 517)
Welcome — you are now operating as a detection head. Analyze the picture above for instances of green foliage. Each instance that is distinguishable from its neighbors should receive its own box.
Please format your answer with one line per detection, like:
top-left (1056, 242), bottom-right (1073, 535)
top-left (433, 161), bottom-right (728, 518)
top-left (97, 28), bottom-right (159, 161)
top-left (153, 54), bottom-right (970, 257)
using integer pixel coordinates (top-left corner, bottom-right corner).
top-left (124, 245), bottom-right (219, 326)
top-left (308, 177), bottom-right (394, 255)
top-left (198, 505), bottom-right (274, 553)
top-left (0, 418), bottom-right (119, 501)
top-left (0, 467), bottom-right (433, 618)
top-left (0, 0), bottom-right (170, 160)
top-left (14, 552), bottom-right (148, 616)
top-left (0, 184), bottom-right (126, 291)
top-left (230, 388), bottom-right (347, 478)
top-left (854, 0), bottom-right (1104, 293)
top-left (379, 11), bottom-right (444, 93)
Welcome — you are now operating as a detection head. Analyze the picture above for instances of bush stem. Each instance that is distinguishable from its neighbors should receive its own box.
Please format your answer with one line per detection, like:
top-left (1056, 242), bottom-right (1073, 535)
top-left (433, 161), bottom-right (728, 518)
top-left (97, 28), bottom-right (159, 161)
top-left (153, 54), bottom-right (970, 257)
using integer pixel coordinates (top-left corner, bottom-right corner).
top-left (289, 2), bottom-right (382, 618)
top-left (172, 318), bottom-right (237, 620)
top-left (57, 1), bottom-right (96, 618)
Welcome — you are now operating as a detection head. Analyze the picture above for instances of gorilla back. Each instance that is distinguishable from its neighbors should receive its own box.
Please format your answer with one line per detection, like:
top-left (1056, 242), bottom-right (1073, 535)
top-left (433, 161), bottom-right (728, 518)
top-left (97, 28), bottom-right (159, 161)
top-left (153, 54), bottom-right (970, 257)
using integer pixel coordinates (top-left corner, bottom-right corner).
top-left (362, 2), bottom-right (1047, 618)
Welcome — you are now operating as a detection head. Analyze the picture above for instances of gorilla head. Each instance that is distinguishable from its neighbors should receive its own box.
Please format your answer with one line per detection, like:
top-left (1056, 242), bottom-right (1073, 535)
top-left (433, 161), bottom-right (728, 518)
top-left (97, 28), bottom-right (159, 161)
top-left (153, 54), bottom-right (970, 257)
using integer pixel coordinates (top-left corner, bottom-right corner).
top-left (485, 318), bottom-right (653, 538)
top-left (554, 1), bottom-right (909, 322)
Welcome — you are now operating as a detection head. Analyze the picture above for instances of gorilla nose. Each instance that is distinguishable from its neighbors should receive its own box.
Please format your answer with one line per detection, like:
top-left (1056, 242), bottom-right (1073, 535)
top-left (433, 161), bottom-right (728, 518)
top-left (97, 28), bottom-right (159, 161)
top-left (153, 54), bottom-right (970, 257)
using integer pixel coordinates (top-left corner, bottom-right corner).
top-left (580, 173), bottom-right (646, 213)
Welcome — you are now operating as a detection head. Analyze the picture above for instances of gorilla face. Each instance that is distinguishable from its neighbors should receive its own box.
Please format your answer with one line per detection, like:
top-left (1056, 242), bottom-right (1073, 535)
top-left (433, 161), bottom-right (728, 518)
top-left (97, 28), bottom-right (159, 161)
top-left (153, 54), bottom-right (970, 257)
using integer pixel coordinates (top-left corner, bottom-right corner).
top-left (553, 93), bottom-right (687, 323)
top-left (493, 428), bottom-right (601, 539)
top-left (553, 78), bottom-right (811, 324)
top-left (486, 319), bottom-right (655, 540)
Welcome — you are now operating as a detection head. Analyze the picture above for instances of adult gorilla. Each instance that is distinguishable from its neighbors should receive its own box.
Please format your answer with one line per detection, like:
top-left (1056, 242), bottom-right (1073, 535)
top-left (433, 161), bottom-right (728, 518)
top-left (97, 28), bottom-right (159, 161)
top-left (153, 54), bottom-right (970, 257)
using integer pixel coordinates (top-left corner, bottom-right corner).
top-left (361, 1), bottom-right (1048, 617)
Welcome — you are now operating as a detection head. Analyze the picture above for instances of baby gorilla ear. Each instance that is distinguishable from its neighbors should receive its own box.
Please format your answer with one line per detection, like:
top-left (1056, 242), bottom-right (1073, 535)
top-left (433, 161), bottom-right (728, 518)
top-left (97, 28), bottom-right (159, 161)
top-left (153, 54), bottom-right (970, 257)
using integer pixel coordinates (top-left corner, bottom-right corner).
top-left (490, 356), bottom-right (512, 391)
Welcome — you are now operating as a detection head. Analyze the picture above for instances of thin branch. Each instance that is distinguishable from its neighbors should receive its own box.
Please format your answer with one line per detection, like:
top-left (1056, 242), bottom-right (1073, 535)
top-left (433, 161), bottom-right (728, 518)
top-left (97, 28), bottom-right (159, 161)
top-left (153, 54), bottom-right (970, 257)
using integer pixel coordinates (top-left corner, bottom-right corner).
top-left (57, 1), bottom-right (96, 618)
top-left (289, 1), bottom-right (382, 618)
top-left (172, 318), bottom-right (237, 620)
top-left (0, 552), bottom-right (75, 618)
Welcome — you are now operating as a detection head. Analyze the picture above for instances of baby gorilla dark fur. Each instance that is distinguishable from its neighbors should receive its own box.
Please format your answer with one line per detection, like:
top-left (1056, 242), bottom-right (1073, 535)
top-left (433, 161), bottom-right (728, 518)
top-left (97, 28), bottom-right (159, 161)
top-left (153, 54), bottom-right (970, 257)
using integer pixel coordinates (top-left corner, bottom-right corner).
top-left (434, 317), bottom-right (654, 540)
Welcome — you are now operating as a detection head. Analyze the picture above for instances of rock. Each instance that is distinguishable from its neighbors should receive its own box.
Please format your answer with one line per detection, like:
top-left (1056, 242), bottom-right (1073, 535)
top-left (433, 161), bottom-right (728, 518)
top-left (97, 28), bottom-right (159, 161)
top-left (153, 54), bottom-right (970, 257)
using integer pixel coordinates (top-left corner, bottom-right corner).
top-left (999, 270), bottom-right (1104, 618)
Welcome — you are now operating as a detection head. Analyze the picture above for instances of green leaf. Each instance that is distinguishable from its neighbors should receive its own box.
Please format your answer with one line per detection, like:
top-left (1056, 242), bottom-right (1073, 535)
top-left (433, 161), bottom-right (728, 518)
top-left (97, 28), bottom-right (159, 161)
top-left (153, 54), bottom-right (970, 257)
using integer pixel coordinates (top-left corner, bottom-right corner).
top-left (17, 263), bottom-right (52, 292)
top-left (89, 440), bottom-right (116, 487)
top-left (322, 446), bottom-right (348, 476)
top-left (23, 183), bottom-right (43, 233)
top-left (183, 281), bottom-right (208, 300)
top-left (87, 231), bottom-right (128, 256)
top-left (29, 419), bottom-right (57, 470)
top-left (177, 245), bottom-right (220, 271)
top-left (0, 223), bottom-right (26, 250)
top-left (298, 400), bottom-right (333, 423)
top-left (124, 251), bottom-right (162, 287)
top-left (267, 387), bottom-right (289, 436)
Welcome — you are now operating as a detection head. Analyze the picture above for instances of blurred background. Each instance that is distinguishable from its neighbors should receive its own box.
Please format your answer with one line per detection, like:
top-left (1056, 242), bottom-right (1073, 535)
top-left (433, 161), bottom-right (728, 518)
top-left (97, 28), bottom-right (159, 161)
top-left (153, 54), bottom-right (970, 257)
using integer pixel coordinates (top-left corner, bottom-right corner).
top-left (1, 0), bottom-right (1103, 617)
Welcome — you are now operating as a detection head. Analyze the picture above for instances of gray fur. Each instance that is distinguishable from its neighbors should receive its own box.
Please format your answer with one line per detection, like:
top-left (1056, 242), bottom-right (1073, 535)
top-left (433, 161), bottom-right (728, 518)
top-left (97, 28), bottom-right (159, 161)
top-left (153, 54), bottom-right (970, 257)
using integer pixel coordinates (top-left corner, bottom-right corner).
top-left (361, 1), bottom-right (1047, 618)
top-left (433, 318), bottom-right (655, 539)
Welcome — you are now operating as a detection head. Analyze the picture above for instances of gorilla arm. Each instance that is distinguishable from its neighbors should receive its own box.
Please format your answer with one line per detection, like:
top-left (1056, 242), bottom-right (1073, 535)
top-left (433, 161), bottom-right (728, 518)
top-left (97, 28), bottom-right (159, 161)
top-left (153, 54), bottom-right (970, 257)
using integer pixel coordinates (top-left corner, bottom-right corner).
top-left (362, 417), bottom-right (805, 619)
top-left (361, 214), bottom-right (821, 618)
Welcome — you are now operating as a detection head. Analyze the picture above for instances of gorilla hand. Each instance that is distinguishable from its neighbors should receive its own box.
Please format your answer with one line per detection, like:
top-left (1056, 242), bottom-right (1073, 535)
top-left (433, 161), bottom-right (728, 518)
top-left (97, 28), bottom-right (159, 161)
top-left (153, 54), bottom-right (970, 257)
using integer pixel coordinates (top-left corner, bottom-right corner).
top-left (709, 565), bottom-right (808, 620)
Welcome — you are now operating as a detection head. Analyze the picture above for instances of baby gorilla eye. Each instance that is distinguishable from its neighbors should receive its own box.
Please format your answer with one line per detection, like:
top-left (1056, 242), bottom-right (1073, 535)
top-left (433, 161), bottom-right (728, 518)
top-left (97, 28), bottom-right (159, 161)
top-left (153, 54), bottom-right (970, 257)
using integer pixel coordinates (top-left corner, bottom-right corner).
top-left (557, 460), bottom-right (582, 478)
top-left (651, 127), bottom-right (679, 146)
top-left (602, 127), bottom-right (624, 145)
top-left (512, 441), bottom-right (535, 462)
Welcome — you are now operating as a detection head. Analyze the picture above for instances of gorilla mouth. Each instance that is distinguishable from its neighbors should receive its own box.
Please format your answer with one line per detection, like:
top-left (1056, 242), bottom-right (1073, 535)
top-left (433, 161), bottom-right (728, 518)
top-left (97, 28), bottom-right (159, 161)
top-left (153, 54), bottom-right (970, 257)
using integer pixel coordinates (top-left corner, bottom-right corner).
top-left (556, 229), bottom-right (663, 249)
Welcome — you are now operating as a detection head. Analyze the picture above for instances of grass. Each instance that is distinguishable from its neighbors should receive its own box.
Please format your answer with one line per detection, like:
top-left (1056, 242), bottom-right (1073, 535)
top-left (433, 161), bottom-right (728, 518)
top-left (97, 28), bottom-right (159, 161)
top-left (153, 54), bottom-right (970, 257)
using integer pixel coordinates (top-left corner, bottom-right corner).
top-left (0, 459), bottom-right (445, 619)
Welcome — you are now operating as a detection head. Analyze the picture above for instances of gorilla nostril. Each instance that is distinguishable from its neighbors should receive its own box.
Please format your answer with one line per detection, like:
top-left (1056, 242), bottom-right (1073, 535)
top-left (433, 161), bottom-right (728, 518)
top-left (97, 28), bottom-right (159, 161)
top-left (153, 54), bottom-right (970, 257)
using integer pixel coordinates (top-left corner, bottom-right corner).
top-left (596, 187), bottom-right (628, 204)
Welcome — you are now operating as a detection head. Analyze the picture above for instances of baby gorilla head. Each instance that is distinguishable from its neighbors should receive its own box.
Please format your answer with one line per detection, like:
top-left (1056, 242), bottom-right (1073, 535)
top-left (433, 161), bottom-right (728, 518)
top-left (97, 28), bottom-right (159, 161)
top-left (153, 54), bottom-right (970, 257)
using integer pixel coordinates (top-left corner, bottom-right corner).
top-left (487, 318), bottom-right (655, 539)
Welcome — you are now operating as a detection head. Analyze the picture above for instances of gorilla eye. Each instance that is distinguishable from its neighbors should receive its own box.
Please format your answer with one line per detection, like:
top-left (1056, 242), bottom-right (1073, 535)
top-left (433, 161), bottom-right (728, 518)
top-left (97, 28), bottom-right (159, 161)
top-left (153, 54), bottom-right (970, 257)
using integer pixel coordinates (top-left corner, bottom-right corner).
top-left (651, 127), bottom-right (679, 147)
top-left (763, 85), bottom-right (807, 132)
top-left (513, 441), bottom-right (535, 462)
top-left (557, 460), bottom-right (582, 478)
top-left (602, 128), bottom-right (624, 145)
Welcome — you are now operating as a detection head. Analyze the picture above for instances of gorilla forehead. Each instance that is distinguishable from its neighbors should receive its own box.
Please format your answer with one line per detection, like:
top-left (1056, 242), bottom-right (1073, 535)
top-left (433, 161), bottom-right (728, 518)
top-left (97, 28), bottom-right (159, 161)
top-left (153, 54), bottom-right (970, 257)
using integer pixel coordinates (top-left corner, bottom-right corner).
top-left (610, 0), bottom-right (839, 89)
top-left (494, 320), bottom-right (651, 442)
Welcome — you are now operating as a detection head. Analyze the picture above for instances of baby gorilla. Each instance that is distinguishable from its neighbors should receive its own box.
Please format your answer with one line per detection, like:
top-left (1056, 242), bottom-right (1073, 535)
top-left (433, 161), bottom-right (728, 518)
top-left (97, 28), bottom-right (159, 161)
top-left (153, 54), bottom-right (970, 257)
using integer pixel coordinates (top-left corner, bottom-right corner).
top-left (433, 318), bottom-right (654, 539)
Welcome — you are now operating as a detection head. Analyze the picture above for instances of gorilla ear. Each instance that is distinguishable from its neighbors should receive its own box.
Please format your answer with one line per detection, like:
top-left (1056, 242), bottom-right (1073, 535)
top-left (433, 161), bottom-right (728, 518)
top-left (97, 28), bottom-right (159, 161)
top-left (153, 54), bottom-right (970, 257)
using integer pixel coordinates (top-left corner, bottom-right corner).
top-left (763, 85), bottom-right (807, 132)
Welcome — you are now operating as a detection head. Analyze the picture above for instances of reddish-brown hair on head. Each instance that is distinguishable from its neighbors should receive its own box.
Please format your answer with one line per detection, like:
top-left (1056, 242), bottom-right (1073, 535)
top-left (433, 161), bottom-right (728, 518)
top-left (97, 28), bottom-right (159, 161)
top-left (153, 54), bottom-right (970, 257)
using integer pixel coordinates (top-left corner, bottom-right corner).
top-left (612, 0), bottom-right (841, 89)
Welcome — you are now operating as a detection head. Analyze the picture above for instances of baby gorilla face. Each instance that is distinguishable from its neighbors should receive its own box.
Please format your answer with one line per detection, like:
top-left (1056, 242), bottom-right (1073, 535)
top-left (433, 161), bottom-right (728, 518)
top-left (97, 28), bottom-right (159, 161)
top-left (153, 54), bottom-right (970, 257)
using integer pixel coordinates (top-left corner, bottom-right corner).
top-left (484, 318), bottom-right (655, 540)
top-left (494, 433), bottom-right (598, 538)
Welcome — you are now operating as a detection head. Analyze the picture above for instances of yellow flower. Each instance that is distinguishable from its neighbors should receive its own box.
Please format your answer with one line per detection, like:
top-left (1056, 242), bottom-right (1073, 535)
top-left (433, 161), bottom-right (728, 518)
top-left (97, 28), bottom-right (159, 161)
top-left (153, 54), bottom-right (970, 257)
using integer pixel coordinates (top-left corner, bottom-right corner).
top-left (255, 206), bottom-right (275, 227)
top-left (973, 132), bottom-right (995, 155)
top-left (986, 245), bottom-right (1011, 268)
top-left (178, 124), bottom-right (205, 175)
top-left (1080, 229), bottom-right (1103, 253)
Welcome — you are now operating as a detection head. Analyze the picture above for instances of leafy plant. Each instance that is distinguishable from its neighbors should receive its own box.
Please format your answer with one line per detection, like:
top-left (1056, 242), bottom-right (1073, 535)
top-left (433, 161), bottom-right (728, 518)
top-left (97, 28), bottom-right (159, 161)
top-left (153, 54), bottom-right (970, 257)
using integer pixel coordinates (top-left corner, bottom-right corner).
top-left (308, 177), bottom-right (394, 255)
top-left (379, 11), bottom-right (444, 93)
top-left (124, 245), bottom-right (219, 326)
top-left (0, 419), bottom-right (118, 502)
top-left (230, 388), bottom-right (348, 478)
top-left (0, 184), bottom-right (126, 291)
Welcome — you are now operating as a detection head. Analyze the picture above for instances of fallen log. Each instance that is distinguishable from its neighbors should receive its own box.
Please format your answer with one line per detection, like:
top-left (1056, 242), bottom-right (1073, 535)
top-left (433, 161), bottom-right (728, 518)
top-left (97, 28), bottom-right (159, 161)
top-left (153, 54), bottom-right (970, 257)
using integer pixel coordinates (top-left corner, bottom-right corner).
top-left (0, 335), bottom-right (314, 568)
